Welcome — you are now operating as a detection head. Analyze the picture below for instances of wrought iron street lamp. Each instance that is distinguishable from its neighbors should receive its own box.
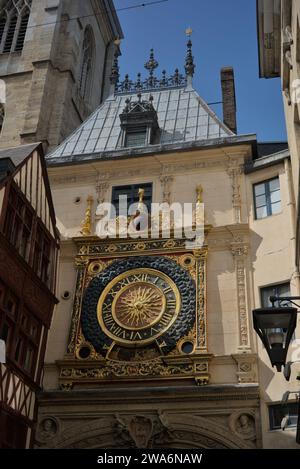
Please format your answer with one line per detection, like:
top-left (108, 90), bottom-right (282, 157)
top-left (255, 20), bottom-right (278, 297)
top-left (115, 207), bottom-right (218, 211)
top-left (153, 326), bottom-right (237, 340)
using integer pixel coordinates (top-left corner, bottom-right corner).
top-left (253, 296), bottom-right (300, 444)
top-left (252, 306), bottom-right (297, 372)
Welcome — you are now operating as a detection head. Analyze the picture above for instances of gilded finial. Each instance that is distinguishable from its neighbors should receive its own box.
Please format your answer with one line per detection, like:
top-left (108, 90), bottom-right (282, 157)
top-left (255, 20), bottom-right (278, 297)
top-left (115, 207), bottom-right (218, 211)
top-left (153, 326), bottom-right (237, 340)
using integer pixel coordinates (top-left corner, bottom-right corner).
top-left (145, 49), bottom-right (159, 74)
top-left (195, 185), bottom-right (204, 227)
top-left (196, 185), bottom-right (203, 204)
top-left (138, 188), bottom-right (145, 204)
top-left (185, 30), bottom-right (195, 79)
top-left (81, 195), bottom-right (93, 237)
top-left (137, 188), bottom-right (146, 213)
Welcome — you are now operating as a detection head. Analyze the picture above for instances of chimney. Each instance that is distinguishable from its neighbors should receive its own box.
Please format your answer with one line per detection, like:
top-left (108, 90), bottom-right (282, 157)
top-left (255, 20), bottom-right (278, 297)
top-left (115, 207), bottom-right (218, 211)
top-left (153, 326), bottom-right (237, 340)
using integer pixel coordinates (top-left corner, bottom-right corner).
top-left (221, 67), bottom-right (237, 134)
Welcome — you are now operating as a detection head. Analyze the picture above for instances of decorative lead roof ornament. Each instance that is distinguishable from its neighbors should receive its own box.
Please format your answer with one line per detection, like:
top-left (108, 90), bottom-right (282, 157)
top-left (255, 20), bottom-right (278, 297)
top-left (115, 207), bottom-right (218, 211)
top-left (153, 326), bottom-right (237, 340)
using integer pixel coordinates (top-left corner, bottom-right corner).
top-left (109, 38), bottom-right (121, 95)
top-left (110, 51), bottom-right (120, 86)
top-left (120, 92), bottom-right (159, 133)
top-left (113, 33), bottom-right (196, 95)
top-left (144, 48), bottom-right (159, 89)
top-left (185, 28), bottom-right (195, 87)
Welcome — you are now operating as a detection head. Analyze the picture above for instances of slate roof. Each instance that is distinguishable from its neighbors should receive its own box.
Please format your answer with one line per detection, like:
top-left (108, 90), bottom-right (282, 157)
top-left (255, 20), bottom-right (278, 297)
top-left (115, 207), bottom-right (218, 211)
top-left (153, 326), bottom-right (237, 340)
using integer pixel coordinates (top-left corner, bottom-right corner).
top-left (245, 145), bottom-right (290, 173)
top-left (47, 87), bottom-right (234, 162)
top-left (256, 142), bottom-right (288, 158)
top-left (0, 142), bottom-right (41, 166)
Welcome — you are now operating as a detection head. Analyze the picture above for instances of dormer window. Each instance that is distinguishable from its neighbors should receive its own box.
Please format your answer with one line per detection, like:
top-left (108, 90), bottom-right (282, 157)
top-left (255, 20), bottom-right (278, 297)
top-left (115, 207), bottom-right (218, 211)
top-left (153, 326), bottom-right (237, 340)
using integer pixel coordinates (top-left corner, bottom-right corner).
top-left (125, 127), bottom-right (147, 147)
top-left (119, 93), bottom-right (159, 148)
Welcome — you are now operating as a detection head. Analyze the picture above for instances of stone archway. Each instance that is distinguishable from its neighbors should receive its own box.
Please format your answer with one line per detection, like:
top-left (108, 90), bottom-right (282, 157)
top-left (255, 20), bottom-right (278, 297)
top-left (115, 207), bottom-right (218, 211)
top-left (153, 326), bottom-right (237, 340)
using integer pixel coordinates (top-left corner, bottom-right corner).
top-left (36, 413), bottom-right (256, 449)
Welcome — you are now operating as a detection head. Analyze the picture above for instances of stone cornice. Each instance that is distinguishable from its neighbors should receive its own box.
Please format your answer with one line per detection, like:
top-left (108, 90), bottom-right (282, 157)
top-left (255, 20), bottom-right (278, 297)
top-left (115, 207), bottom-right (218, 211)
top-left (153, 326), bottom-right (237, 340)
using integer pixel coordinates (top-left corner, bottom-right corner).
top-left (47, 145), bottom-right (254, 187)
top-left (47, 135), bottom-right (257, 167)
top-left (37, 383), bottom-right (260, 406)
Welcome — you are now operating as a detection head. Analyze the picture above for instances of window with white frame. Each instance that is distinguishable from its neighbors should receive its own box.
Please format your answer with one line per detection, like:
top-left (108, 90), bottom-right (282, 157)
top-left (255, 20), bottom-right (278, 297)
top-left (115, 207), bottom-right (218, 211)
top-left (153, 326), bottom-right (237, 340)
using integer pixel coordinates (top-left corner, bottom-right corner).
top-left (269, 402), bottom-right (298, 430)
top-left (0, 1), bottom-right (31, 54)
top-left (260, 283), bottom-right (290, 308)
top-left (79, 27), bottom-right (94, 101)
top-left (253, 177), bottom-right (281, 219)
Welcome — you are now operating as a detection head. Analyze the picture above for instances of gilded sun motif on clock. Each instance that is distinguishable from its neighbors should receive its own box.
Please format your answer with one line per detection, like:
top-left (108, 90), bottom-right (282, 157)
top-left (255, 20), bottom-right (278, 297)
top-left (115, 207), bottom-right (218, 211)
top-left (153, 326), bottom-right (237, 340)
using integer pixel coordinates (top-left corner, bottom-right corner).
top-left (81, 256), bottom-right (196, 357)
top-left (98, 269), bottom-right (180, 346)
top-left (113, 283), bottom-right (166, 330)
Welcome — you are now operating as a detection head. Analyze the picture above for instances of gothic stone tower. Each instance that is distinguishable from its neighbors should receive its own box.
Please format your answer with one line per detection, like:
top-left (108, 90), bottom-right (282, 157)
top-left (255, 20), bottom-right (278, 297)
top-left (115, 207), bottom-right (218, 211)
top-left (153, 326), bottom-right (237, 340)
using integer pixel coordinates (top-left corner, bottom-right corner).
top-left (0, 0), bottom-right (123, 151)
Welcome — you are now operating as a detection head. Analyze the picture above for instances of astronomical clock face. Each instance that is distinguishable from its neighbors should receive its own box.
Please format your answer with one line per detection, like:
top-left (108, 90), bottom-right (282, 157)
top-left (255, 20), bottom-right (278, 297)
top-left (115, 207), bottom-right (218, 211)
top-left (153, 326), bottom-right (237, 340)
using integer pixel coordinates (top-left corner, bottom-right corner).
top-left (97, 268), bottom-right (180, 346)
top-left (81, 256), bottom-right (196, 358)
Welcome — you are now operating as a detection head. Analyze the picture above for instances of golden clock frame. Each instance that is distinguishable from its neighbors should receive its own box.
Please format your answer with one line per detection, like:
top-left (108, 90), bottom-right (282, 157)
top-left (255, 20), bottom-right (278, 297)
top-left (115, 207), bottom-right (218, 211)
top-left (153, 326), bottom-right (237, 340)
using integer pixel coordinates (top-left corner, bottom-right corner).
top-left (97, 268), bottom-right (181, 345)
top-left (57, 234), bottom-right (212, 389)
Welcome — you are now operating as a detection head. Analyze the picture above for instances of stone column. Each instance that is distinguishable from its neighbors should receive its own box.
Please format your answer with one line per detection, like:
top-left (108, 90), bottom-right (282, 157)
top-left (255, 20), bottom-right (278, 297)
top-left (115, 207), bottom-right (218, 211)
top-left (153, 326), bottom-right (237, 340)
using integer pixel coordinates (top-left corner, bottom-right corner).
top-left (231, 243), bottom-right (251, 351)
top-left (160, 174), bottom-right (174, 204)
top-left (96, 174), bottom-right (109, 205)
top-left (227, 160), bottom-right (242, 224)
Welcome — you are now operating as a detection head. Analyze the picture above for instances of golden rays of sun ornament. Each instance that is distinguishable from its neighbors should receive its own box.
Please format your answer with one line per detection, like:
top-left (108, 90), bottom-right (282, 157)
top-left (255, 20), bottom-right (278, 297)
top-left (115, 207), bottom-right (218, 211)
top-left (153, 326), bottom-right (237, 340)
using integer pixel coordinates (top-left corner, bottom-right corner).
top-left (113, 283), bottom-right (166, 330)
top-left (97, 268), bottom-right (181, 346)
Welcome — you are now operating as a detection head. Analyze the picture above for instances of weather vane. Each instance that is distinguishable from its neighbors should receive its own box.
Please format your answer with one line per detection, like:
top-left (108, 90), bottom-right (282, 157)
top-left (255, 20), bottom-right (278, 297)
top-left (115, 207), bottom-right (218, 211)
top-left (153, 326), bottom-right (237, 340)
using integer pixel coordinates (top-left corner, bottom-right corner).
top-left (185, 27), bottom-right (193, 37)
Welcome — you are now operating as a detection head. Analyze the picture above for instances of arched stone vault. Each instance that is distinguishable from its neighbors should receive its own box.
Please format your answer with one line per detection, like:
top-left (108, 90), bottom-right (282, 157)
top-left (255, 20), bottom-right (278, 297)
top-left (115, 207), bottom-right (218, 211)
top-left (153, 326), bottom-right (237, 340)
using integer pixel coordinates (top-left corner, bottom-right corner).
top-left (37, 413), bottom-right (257, 449)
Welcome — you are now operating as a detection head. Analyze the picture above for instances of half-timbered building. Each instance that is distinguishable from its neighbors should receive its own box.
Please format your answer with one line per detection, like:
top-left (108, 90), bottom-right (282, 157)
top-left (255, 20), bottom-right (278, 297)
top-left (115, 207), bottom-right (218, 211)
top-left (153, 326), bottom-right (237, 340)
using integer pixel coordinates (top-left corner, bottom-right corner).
top-left (0, 142), bottom-right (59, 448)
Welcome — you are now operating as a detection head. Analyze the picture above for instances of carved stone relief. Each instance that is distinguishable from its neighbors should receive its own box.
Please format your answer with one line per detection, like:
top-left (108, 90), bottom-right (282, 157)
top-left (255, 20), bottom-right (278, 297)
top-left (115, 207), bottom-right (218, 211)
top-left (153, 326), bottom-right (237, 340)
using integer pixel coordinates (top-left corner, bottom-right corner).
top-left (231, 242), bottom-right (250, 350)
top-left (35, 410), bottom-right (259, 449)
top-left (228, 411), bottom-right (256, 442)
top-left (226, 157), bottom-right (243, 224)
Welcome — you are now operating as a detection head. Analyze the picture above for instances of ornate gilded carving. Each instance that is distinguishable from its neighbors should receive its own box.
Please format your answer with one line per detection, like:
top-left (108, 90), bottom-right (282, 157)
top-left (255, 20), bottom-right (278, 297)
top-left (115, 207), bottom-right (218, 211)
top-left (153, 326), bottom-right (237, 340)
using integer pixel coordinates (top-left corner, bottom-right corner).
top-left (87, 260), bottom-right (107, 276)
top-left (74, 237), bottom-right (191, 256)
top-left (67, 261), bottom-right (87, 355)
top-left (81, 195), bottom-right (94, 236)
top-left (60, 359), bottom-right (194, 380)
top-left (114, 284), bottom-right (165, 328)
top-left (196, 185), bottom-right (203, 204)
top-left (194, 248), bottom-right (208, 351)
top-left (75, 327), bottom-right (99, 361)
top-left (62, 239), bottom-right (209, 385)
top-left (97, 268), bottom-right (181, 346)
top-left (82, 256), bottom-right (195, 356)
top-left (59, 382), bottom-right (73, 391)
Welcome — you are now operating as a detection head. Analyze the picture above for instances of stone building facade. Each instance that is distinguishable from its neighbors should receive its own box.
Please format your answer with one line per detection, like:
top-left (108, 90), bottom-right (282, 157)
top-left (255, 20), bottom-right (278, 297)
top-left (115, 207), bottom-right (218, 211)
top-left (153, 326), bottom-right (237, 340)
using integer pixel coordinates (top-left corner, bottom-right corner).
top-left (0, 0), bottom-right (123, 151)
top-left (35, 39), bottom-right (300, 449)
top-left (257, 0), bottom-right (300, 269)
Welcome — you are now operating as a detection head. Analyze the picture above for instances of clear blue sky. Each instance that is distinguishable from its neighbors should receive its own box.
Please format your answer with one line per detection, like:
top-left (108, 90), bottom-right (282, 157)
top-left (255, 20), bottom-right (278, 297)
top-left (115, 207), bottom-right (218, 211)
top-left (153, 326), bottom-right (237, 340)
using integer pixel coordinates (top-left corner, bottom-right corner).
top-left (114, 0), bottom-right (287, 142)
